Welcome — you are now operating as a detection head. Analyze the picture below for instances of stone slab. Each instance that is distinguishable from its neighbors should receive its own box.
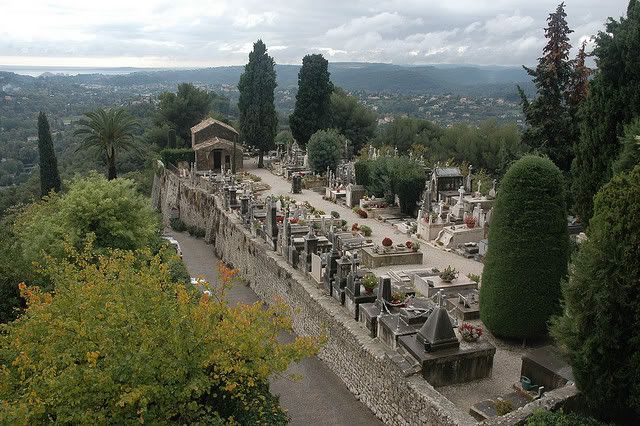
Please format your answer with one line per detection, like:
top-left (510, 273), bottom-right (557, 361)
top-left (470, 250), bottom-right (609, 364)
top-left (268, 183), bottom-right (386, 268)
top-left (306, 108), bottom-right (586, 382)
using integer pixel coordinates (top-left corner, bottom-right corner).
top-left (521, 346), bottom-right (574, 391)
top-left (361, 247), bottom-right (423, 269)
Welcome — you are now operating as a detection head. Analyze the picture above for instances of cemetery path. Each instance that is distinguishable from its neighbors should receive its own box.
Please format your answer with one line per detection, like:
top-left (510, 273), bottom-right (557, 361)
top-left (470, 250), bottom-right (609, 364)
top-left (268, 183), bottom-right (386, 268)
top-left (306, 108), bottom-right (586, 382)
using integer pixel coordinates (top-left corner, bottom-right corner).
top-left (165, 228), bottom-right (383, 426)
top-left (246, 161), bottom-right (484, 278)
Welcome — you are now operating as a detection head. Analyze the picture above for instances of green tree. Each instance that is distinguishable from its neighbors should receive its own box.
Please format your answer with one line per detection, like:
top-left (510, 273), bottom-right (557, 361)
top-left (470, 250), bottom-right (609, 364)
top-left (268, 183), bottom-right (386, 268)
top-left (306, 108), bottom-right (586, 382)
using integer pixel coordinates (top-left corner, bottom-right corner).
top-left (613, 118), bottom-right (640, 174)
top-left (289, 54), bottom-right (333, 147)
top-left (156, 83), bottom-right (212, 144)
top-left (480, 156), bottom-right (568, 339)
top-left (74, 108), bottom-right (140, 180)
top-left (37, 112), bottom-right (61, 196)
top-left (13, 173), bottom-right (159, 267)
top-left (572, 1), bottom-right (640, 222)
top-left (274, 130), bottom-right (294, 150)
top-left (0, 250), bottom-right (318, 424)
top-left (389, 158), bottom-right (426, 215)
top-left (518, 2), bottom-right (576, 172)
top-left (551, 166), bottom-right (640, 422)
top-left (306, 129), bottom-right (344, 174)
top-left (238, 40), bottom-right (278, 168)
top-left (374, 117), bottom-right (442, 154)
top-left (330, 88), bottom-right (377, 155)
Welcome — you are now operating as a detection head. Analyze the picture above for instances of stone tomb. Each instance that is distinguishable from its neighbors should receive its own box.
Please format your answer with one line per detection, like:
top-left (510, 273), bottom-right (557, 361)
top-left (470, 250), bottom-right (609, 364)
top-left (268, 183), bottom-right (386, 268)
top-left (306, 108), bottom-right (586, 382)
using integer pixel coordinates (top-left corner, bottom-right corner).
top-left (310, 253), bottom-right (323, 286)
top-left (447, 289), bottom-right (480, 320)
top-left (358, 276), bottom-right (392, 338)
top-left (398, 301), bottom-right (496, 386)
top-left (521, 346), bottom-right (574, 391)
top-left (346, 184), bottom-right (365, 208)
top-left (413, 274), bottom-right (478, 298)
top-left (331, 255), bottom-right (355, 305)
top-left (360, 246), bottom-right (423, 269)
top-left (377, 298), bottom-right (434, 350)
top-left (344, 271), bottom-right (376, 320)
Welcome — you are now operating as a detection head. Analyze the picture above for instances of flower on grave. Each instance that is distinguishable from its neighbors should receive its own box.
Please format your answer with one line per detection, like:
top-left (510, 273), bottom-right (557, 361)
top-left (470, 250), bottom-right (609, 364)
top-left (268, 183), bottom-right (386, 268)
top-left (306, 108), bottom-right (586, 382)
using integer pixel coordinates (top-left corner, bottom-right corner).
top-left (289, 217), bottom-right (299, 224)
top-left (464, 215), bottom-right (476, 228)
top-left (405, 240), bottom-right (413, 249)
top-left (459, 322), bottom-right (483, 342)
top-left (352, 223), bottom-right (360, 232)
top-left (382, 237), bottom-right (393, 247)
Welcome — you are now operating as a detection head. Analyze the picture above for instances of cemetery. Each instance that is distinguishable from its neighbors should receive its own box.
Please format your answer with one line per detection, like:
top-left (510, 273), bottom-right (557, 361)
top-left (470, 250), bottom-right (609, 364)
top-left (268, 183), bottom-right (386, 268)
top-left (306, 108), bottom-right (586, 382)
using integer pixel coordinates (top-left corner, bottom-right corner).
top-left (152, 150), bottom-right (581, 425)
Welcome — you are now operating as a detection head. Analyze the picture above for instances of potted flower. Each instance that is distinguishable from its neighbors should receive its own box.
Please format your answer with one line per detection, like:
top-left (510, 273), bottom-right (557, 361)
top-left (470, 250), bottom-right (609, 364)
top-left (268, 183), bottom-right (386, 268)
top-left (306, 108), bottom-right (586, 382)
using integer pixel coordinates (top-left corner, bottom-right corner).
top-left (389, 291), bottom-right (405, 307)
top-left (439, 265), bottom-right (458, 282)
top-left (351, 223), bottom-right (360, 235)
top-left (458, 322), bottom-right (483, 342)
top-left (382, 237), bottom-right (393, 247)
top-left (362, 274), bottom-right (377, 294)
top-left (464, 215), bottom-right (476, 228)
top-left (405, 240), bottom-right (413, 249)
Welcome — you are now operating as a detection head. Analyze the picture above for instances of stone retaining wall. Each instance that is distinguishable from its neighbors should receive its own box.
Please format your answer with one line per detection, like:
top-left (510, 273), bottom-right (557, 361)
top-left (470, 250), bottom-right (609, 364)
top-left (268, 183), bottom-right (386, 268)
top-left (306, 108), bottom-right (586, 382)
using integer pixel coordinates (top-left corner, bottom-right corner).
top-left (152, 165), bottom-right (576, 426)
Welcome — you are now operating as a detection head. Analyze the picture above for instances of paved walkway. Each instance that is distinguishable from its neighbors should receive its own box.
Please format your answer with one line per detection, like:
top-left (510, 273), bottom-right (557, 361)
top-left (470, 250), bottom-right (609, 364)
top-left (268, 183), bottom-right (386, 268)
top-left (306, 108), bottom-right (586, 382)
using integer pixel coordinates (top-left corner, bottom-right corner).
top-left (166, 228), bottom-right (382, 426)
top-left (246, 161), bottom-right (483, 278)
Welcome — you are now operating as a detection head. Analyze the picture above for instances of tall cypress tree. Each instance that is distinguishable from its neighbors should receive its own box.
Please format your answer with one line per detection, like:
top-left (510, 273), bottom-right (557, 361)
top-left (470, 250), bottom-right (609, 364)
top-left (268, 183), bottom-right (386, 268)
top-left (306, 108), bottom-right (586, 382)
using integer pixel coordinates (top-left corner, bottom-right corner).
top-left (238, 40), bottom-right (278, 168)
top-left (289, 54), bottom-right (333, 147)
top-left (572, 0), bottom-right (640, 223)
top-left (37, 112), bottom-right (61, 196)
top-left (518, 2), bottom-right (576, 172)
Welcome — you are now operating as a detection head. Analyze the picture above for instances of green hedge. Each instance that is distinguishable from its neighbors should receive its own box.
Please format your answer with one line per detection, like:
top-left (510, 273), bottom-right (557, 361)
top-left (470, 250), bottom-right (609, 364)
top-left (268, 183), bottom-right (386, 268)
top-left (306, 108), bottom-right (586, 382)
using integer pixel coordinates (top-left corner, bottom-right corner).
top-left (160, 148), bottom-right (195, 166)
top-left (551, 165), bottom-right (640, 420)
top-left (480, 156), bottom-right (568, 339)
top-left (525, 410), bottom-right (603, 426)
top-left (354, 160), bottom-right (372, 186)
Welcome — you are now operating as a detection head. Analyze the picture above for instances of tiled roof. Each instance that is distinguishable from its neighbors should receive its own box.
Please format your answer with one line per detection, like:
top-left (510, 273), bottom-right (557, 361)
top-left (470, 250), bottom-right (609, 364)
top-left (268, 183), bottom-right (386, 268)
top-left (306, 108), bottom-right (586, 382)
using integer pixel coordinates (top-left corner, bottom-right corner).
top-left (190, 117), bottom-right (239, 134)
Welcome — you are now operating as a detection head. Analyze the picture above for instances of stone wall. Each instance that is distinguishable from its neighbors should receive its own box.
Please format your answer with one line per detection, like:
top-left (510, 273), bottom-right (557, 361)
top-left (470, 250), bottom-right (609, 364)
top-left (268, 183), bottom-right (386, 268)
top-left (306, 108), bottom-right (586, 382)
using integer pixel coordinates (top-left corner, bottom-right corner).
top-left (152, 165), bottom-right (575, 426)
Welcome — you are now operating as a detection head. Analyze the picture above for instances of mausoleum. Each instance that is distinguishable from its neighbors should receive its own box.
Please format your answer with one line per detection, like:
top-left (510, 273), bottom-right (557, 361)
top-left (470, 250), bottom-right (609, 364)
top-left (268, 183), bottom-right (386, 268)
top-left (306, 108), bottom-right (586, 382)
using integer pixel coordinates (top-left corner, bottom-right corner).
top-left (191, 118), bottom-right (243, 173)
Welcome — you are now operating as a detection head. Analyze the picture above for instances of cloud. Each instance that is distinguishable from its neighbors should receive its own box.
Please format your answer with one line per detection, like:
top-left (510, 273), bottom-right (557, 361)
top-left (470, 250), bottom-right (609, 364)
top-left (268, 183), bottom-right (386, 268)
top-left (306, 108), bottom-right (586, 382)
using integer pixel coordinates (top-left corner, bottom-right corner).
top-left (0, 0), bottom-right (629, 67)
top-left (483, 13), bottom-right (535, 35)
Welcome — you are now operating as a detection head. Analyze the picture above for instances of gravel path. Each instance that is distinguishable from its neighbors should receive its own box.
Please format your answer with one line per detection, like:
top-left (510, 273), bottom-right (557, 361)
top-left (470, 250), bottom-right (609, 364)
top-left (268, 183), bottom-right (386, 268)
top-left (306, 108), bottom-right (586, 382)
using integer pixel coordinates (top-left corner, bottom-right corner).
top-left (166, 228), bottom-right (382, 426)
top-left (246, 161), bottom-right (483, 278)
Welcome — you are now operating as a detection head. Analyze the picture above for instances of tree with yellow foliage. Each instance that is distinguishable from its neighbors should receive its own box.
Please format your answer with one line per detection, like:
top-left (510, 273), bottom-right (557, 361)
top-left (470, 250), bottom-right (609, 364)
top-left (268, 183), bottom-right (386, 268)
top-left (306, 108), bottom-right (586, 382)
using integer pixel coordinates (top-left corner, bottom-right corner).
top-left (0, 246), bottom-right (319, 425)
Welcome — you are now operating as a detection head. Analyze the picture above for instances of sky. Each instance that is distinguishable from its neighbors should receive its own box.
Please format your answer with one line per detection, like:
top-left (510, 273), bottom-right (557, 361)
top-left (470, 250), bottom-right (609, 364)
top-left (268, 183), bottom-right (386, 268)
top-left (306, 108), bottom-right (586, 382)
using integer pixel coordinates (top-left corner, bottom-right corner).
top-left (0, 0), bottom-right (630, 68)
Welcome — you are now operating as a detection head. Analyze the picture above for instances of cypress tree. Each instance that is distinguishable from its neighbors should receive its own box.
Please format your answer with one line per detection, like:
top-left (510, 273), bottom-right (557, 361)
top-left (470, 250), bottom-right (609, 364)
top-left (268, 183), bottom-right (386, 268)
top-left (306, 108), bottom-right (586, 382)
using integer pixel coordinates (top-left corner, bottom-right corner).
top-left (289, 54), bottom-right (333, 147)
top-left (238, 39), bottom-right (278, 168)
top-left (552, 165), bottom-right (640, 422)
top-left (37, 112), bottom-right (61, 196)
top-left (480, 156), bottom-right (568, 339)
top-left (167, 128), bottom-right (177, 149)
top-left (572, 0), bottom-right (640, 223)
top-left (518, 2), bottom-right (576, 172)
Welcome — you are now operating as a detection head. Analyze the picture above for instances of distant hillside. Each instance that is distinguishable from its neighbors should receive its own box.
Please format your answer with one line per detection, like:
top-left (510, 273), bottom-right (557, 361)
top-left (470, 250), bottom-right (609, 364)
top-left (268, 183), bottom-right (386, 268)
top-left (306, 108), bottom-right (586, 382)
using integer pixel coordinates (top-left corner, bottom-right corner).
top-left (2, 62), bottom-right (534, 98)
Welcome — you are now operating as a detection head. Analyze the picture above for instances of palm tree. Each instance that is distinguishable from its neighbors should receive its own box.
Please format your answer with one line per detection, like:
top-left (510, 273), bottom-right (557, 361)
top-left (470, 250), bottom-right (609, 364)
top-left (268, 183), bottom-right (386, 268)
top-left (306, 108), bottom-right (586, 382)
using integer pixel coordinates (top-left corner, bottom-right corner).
top-left (74, 108), bottom-right (140, 180)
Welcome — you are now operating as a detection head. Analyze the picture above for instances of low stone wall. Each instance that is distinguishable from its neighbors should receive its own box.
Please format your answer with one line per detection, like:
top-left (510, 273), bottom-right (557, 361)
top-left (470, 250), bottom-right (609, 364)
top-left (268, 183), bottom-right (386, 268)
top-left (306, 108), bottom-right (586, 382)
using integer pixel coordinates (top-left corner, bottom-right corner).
top-left (153, 166), bottom-right (473, 426)
top-left (152, 166), bottom-right (576, 425)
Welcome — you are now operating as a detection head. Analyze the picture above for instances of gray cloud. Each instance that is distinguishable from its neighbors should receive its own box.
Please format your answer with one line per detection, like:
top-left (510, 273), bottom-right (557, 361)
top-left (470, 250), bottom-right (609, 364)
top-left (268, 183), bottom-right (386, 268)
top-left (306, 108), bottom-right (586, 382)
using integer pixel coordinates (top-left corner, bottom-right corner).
top-left (0, 0), bottom-right (629, 67)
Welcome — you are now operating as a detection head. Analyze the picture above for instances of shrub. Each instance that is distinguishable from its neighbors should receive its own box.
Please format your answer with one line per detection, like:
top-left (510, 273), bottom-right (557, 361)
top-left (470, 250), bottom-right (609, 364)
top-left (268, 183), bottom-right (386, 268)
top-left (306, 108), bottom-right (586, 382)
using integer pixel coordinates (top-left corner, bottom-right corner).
top-left (392, 164), bottom-right (426, 215)
top-left (355, 208), bottom-right (368, 219)
top-left (331, 210), bottom-right (340, 219)
top-left (170, 217), bottom-right (187, 232)
top-left (159, 148), bottom-right (195, 166)
top-left (439, 265), bottom-right (458, 282)
top-left (467, 273), bottom-right (481, 284)
top-left (306, 129), bottom-right (345, 174)
top-left (382, 237), bottom-right (393, 247)
top-left (354, 160), bottom-right (372, 186)
top-left (14, 173), bottom-right (160, 266)
top-left (495, 399), bottom-right (514, 416)
top-left (360, 225), bottom-right (372, 237)
top-left (551, 165), bottom-right (640, 420)
top-left (525, 409), bottom-right (603, 426)
top-left (480, 156), bottom-right (568, 339)
top-left (0, 250), bottom-right (319, 424)
top-left (362, 274), bottom-right (377, 292)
